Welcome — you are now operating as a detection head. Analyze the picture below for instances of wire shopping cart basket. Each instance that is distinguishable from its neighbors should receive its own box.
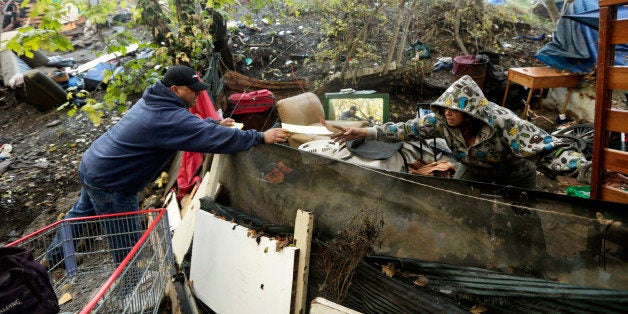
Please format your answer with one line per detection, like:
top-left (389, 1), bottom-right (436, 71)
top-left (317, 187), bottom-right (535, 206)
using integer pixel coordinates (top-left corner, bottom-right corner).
top-left (6, 209), bottom-right (174, 314)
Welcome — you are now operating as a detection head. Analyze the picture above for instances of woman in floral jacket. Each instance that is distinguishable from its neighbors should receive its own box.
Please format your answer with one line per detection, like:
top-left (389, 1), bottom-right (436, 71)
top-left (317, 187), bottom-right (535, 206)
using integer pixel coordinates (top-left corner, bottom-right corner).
top-left (331, 75), bottom-right (590, 189)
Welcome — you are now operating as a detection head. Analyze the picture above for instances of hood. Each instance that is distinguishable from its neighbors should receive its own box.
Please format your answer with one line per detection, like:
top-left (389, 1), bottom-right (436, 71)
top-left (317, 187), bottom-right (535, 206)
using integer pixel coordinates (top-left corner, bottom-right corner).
top-left (430, 75), bottom-right (493, 128)
top-left (142, 80), bottom-right (187, 108)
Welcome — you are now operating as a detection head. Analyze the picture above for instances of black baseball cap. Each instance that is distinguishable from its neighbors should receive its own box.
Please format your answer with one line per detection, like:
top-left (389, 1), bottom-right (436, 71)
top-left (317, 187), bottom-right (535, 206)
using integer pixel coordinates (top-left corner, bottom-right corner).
top-left (162, 65), bottom-right (210, 91)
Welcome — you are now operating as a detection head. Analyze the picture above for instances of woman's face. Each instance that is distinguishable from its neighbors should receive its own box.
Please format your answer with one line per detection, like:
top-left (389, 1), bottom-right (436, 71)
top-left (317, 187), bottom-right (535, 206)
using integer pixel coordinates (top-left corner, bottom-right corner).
top-left (444, 108), bottom-right (466, 128)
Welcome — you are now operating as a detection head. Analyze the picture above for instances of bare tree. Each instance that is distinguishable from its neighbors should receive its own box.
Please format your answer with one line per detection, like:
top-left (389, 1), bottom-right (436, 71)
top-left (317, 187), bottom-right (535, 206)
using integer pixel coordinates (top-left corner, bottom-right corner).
top-left (395, 0), bottom-right (417, 65)
top-left (137, 0), bottom-right (172, 45)
top-left (339, 4), bottom-right (382, 81)
top-left (453, 0), bottom-right (469, 55)
top-left (545, 0), bottom-right (561, 25)
top-left (382, 0), bottom-right (406, 75)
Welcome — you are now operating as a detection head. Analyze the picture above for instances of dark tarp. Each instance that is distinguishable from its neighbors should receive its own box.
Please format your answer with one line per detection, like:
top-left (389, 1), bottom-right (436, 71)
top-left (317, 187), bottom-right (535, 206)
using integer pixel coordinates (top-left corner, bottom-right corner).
top-left (535, 0), bottom-right (628, 73)
top-left (563, 6), bottom-right (628, 30)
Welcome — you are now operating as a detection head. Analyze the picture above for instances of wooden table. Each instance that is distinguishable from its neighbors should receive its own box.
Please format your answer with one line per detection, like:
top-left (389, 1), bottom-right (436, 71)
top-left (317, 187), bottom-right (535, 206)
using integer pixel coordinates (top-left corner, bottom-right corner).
top-left (501, 67), bottom-right (581, 119)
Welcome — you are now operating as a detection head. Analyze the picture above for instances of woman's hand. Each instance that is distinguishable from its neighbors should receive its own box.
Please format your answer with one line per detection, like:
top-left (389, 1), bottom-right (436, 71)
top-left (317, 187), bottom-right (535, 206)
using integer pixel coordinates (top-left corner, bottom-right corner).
top-left (330, 126), bottom-right (367, 144)
top-left (320, 117), bottom-right (367, 144)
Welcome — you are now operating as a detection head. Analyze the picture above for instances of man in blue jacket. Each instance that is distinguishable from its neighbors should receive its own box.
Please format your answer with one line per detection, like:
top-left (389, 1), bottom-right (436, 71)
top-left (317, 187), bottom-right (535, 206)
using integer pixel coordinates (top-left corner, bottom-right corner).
top-left (45, 65), bottom-right (288, 270)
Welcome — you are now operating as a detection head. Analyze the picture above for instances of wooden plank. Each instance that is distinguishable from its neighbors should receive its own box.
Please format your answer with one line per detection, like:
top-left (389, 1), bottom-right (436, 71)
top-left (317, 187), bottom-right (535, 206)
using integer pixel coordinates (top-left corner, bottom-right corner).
top-left (166, 275), bottom-right (202, 314)
top-left (164, 151), bottom-right (183, 196)
top-left (606, 108), bottom-right (628, 133)
top-left (171, 154), bottom-right (224, 266)
top-left (69, 43), bottom-right (139, 74)
top-left (293, 210), bottom-right (314, 314)
top-left (310, 297), bottom-right (362, 314)
top-left (200, 153), bottom-right (213, 179)
top-left (608, 66), bottom-right (628, 90)
top-left (591, 5), bottom-right (616, 199)
top-left (601, 186), bottom-right (628, 204)
top-left (190, 210), bottom-right (298, 313)
top-left (599, 0), bottom-right (628, 7)
top-left (610, 20), bottom-right (628, 44)
top-left (602, 148), bottom-right (628, 174)
top-left (179, 184), bottom-right (198, 219)
top-left (164, 190), bottom-right (182, 232)
top-left (164, 280), bottom-right (182, 314)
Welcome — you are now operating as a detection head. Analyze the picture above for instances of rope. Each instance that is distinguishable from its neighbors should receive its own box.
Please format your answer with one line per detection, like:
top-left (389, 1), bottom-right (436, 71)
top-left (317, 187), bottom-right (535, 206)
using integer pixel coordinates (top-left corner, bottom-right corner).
top-left (349, 162), bottom-right (599, 223)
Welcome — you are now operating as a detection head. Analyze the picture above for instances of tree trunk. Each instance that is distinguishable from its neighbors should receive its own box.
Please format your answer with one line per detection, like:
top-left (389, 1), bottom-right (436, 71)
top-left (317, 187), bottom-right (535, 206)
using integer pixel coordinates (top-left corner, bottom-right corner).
top-left (544, 0), bottom-right (561, 25)
top-left (453, 0), bottom-right (469, 55)
top-left (137, 0), bottom-right (171, 45)
top-left (395, 0), bottom-right (417, 66)
top-left (382, 0), bottom-right (406, 75)
top-left (339, 5), bottom-right (382, 81)
top-left (208, 9), bottom-right (235, 71)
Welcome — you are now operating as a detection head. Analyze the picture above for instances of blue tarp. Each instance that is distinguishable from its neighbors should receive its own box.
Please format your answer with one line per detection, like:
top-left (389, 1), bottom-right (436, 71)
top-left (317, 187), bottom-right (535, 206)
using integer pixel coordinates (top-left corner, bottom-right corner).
top-left (563, 6), bottom-right (628, 30)
top-left (534, 0), bottom-right (628, 73)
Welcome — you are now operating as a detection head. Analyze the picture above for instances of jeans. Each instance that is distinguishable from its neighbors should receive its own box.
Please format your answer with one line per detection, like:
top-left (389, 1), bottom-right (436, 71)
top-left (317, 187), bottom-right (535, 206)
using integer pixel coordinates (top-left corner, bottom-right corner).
top-left (46, 181), bottom-right (141, 269)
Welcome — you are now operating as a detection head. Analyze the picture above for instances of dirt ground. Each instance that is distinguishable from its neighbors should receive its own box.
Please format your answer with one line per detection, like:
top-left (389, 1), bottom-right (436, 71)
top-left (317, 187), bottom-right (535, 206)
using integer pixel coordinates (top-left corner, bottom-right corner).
top-left (0, 5), bottom-right (583, 245)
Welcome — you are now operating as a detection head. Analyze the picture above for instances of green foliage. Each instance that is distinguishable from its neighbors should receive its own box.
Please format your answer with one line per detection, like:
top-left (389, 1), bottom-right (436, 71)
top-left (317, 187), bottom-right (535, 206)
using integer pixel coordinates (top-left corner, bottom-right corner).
top-left (312, 1), bottom-right (391, 77)
top-left (5, 27), bottom-right (73, 58)
top-left (70, 0), bottom-right (118, 25)
top-left (7, 0), bottom-right (74, 58)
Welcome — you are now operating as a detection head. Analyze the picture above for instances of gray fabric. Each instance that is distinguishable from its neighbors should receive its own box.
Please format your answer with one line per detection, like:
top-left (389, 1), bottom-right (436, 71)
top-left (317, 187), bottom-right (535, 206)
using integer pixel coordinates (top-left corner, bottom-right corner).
top-left (347, 139), bottom-right (402, 160)
top-left (454, 162), bottom-right (537, 189)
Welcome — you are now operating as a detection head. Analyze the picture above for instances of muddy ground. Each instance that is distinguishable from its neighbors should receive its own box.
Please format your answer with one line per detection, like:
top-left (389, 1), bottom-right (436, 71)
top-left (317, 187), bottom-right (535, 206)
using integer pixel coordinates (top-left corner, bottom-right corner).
top-left (0, 5), bottom-right (582, 245)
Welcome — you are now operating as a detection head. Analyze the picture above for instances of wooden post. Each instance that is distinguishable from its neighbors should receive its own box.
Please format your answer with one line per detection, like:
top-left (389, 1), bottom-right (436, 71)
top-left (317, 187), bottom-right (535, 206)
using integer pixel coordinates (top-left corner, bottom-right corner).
top-left (293, 210), bottom-right (314, 314)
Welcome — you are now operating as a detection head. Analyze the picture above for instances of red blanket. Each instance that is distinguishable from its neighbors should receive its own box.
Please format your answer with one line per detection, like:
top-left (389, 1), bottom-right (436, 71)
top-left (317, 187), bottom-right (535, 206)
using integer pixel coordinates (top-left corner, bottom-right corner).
top-left (176, 83), bottom-right (219, 199)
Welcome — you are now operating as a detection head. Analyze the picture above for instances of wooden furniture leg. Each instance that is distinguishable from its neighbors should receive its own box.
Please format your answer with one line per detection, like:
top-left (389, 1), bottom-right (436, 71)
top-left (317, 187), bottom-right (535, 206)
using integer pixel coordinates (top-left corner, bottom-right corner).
top-left (559, 87), bottom-right (575, 115)
top-left (501, 80), bottom-right (511, 107)
top-left (522, 88), bottom-right (535, 119)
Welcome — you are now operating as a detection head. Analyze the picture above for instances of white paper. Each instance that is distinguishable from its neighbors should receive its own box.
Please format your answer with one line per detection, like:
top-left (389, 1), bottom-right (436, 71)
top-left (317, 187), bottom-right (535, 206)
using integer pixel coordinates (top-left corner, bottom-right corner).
top-left (281, 123), bottom-right (333, 135)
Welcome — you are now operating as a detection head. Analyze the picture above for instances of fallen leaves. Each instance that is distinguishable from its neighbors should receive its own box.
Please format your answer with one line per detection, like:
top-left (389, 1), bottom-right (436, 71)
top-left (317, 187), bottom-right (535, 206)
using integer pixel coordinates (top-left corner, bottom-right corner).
top-left (382, 262), bottom-right (396, 277)
top-left (58, 292), bottom-right (72, 305)
top-left (413, 274), bottom-right (429, 287)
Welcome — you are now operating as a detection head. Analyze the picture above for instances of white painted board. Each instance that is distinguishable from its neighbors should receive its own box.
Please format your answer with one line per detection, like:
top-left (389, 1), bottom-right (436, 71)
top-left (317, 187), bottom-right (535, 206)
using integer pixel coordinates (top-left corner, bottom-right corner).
top-left (310, 297), bottom-right (362, 314)
top-left (190, 210), bottom-right (298, 314)
top-left (164, 190), bottom-right (181, 232)
top-left (70, 43), bottom-right (139, 74)
top-left (171, 154), bottom-right (223, 265)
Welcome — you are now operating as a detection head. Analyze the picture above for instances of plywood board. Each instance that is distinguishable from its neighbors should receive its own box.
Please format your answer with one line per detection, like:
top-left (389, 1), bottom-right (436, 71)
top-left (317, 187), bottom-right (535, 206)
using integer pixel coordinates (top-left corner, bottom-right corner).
top-left (171, 154), bottom-right (224, 265)
top-left (310, 297), bottom-right (361, 314)
top-left (190, 210), bottom-right (298, 313)
top-left (293, 210), bottom-right (313, 314)
top-left (164, 191), bottom-right (181, 232)
top-left (70, 43), bottom-right (139, 74)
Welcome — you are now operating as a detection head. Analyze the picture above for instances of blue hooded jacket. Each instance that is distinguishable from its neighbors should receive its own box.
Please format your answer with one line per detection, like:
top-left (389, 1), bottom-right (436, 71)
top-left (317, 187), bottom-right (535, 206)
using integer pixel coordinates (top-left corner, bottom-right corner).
top-left (79, 81), bottom-right (264, 193)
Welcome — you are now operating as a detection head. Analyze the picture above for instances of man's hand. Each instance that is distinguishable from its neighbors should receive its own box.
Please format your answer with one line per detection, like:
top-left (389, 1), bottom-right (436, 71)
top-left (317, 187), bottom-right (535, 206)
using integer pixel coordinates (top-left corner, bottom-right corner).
top-left (219, 118), bottom-right (235, 127)
top-left (263, 128), bottom-right (289, 144)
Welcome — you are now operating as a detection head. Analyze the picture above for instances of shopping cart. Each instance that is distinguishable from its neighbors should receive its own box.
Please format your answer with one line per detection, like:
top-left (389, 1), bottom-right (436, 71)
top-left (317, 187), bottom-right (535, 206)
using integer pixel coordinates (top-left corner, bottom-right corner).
top-left (6, 209), bottom-right (174, 314)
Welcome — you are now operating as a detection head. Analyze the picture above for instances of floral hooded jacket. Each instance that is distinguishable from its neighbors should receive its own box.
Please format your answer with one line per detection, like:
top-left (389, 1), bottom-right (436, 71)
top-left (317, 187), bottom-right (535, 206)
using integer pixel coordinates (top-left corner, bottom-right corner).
top-left (365, 75), bottom-right (588, 175)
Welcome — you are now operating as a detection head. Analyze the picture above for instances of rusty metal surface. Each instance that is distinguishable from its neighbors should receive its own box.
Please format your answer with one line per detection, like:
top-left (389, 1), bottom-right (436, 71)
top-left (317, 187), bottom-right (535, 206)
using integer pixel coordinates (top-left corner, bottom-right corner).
top-left (337, 256), bottom-right (628, 313)
top-left (216, 144), bottom-right (628, 290)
